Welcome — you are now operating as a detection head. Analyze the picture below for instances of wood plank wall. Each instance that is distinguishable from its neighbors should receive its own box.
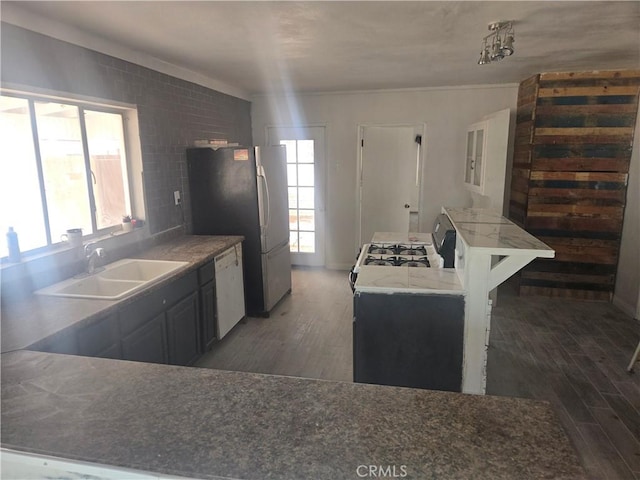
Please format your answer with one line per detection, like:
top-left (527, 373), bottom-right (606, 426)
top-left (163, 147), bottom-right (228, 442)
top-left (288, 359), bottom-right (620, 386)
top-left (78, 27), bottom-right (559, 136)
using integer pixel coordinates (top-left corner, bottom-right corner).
top-left (508, 70), bottom-right (640, 301)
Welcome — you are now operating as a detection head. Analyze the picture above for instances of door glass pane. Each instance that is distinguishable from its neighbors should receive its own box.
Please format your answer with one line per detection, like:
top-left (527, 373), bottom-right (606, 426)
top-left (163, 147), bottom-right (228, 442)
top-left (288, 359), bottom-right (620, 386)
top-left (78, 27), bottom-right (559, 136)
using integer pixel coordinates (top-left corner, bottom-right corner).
top-left (288, 187), bottom-right (298, 208)
top-left (474, 129), bottom-right (484, 186)
top-left (289, 209), bottom-right (298, 230)
top-left (298, 187), bottom-right (314, 209)
top-left (289, 231), bottom-right (299, 251)
top-left (465, 131), bottom-right (474, 184)
top-left (298, 209), bottom-right (315, 231)
top-left (0, 96), bottom-right (47, 252)
top-left (298, 231), bottom-right (315, 253)
top-left (287, 164), bottom-right (297, 186)
top-left (297, 164), bottom-right (314, 187)
top-left (84, 110), bottom-right (129, 229)
top-left (35, 102), bottom-right (92, 240)
top-left (298, 140), bottom-right (314, 163)
top-left (281, 140), bottom-right (296, 163)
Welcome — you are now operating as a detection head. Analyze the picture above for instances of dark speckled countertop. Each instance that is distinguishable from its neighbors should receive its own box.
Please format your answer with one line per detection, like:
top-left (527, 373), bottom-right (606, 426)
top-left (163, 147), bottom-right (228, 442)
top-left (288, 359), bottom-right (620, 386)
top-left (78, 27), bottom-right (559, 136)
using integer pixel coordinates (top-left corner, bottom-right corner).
top-left (1, 235), bottom-right (243, 353)
top-left (1, 350), bottom-right (585, 480)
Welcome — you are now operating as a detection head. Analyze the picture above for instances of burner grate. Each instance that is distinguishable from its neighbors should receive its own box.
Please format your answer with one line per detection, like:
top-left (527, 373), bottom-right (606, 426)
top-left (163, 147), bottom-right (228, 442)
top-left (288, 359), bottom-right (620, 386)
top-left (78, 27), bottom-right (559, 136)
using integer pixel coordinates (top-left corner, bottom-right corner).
top-left (368, 244), bottom-right (396, 255)
top-left (364, 255), bottom-right (395, 266)
top-left (396, 244), bottom-right (428, 256)
top-left (368, 243), bottom-right (429, 256)
top-left (397, 257), bottom-right (430, 267)
top-left (365, 255), bottom-right (431, 267)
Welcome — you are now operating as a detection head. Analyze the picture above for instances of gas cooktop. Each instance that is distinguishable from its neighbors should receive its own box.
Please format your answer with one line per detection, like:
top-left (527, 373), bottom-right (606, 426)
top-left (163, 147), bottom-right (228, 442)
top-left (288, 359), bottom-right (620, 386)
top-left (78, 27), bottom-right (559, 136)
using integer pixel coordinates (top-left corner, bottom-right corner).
top-left (368, 243), bottom-right (429, 256)
top-left (363, 243), bottom-right (431, 267)
top-left (354, 240), bottom-right (443, 273)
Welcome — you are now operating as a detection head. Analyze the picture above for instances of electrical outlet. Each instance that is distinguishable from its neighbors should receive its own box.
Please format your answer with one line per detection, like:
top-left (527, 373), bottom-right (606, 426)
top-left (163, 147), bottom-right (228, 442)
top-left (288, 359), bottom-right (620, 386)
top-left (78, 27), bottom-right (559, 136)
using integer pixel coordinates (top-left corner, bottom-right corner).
top-left (174, 190), bottom-right (181, 206)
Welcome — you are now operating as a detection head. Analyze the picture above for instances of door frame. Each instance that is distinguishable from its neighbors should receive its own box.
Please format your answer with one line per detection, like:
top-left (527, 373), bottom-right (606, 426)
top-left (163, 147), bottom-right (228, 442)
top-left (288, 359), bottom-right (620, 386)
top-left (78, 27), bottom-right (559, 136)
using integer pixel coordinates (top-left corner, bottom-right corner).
top-left (356, 122), bottom-right (427, 252)
top-left (265, 124), bottom-right (327, 267)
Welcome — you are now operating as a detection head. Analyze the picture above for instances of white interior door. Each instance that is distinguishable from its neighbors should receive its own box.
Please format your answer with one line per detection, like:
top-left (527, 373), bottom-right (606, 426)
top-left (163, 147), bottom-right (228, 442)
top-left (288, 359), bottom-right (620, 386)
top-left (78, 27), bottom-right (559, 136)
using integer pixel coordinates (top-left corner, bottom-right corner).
top-left (266, 126), bottom-right (325, 267)
top-left (358, 125), bottom-right (423, 246)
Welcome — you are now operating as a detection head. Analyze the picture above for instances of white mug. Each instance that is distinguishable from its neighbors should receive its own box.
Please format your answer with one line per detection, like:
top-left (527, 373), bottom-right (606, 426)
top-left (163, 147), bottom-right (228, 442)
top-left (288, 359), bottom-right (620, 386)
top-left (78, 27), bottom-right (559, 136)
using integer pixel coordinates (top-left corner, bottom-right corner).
top-left (61, 228), bottom-right (83, 248)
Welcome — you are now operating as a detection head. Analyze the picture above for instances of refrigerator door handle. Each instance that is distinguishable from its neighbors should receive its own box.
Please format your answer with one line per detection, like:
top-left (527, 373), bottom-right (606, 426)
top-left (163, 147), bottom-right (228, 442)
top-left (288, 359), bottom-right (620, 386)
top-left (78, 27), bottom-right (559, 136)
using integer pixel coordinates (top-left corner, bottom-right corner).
top-left (258, 166), bottom-right (271, 229)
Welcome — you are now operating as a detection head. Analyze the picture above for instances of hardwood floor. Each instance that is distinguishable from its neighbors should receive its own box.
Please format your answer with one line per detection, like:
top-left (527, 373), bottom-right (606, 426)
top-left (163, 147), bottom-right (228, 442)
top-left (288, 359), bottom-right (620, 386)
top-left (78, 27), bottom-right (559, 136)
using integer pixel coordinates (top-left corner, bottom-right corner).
top-left (196, 267), bottom-right (640, 480)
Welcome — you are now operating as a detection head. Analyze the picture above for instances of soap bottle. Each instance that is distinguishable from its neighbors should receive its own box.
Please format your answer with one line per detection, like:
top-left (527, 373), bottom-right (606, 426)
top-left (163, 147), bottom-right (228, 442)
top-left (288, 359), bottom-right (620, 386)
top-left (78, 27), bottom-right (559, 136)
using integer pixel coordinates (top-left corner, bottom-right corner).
top-left (6, 227), bottom-right (21, 262)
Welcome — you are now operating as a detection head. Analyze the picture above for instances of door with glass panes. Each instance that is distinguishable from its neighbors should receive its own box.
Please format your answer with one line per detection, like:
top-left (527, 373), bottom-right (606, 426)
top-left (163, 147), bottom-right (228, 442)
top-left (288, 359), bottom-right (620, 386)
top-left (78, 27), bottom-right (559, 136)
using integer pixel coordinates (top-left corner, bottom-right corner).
top-left (267, 126), bottom-right (325, 266)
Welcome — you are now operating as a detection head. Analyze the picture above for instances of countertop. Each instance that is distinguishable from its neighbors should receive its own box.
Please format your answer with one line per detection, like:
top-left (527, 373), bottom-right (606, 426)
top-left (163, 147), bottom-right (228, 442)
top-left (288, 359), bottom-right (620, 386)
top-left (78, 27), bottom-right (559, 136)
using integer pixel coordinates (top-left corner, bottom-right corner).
top-left (354, 266), bottom-right (464, 295)
top-left (371, 232), bottom-right (433, 244)
top-left (443, 207), bottom-right (555, 257)
top-left (1, 235), bottom-right (243, 353)
top-left (1, 350), bottom-right (586, 480)
top-left (443, 207), bottom-right (514, 225)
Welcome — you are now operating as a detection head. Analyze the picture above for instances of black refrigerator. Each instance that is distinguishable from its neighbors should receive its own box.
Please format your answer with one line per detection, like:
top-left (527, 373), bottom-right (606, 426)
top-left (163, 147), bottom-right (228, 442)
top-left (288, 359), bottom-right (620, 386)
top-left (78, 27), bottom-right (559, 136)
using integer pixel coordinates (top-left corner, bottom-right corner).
top-left (187, 146), bottom-right (292, 316)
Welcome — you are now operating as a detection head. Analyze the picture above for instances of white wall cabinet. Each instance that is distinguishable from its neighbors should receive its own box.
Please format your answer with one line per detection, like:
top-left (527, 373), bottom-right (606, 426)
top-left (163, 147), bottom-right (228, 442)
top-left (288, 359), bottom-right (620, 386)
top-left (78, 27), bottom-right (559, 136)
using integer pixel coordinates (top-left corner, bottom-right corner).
top-left (464, 108), bottom-right (511, 214)
top-left (464, 122), bottom-right (487, 193)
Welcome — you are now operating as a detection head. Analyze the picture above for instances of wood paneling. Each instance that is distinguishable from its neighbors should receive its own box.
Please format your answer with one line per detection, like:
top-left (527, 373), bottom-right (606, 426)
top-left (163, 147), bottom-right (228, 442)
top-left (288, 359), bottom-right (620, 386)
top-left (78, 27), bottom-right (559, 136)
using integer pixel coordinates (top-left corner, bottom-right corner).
top-left (508, 70), bottom-right (640, 300)
top-left (531, 157), bottom-right (630, 172)
top-left (538, 86), bottom-right (640, 97)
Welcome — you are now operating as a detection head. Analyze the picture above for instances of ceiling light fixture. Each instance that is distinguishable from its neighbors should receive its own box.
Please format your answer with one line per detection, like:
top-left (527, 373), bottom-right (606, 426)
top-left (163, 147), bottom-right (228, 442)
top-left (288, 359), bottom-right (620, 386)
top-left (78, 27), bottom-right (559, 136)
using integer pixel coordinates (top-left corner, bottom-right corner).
top-left (478, 21), bottom-right (515, 65)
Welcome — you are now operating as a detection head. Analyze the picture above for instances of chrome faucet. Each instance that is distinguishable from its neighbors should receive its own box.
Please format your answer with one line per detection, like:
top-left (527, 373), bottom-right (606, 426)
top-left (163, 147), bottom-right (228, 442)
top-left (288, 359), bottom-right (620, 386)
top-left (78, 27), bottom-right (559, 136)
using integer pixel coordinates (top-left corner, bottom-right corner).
top-left (84, 243), bottom-right (106, 274)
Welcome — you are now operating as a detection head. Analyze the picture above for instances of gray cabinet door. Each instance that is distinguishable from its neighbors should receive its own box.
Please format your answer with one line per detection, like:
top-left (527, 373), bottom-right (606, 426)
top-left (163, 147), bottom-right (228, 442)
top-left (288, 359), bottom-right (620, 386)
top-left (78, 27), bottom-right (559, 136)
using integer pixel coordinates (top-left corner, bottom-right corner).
top-left (77, 313), bottom-right (121, 359)
top-left (167, 292), bottom-right (200, 366)
top-left (36, 332), bottom-right (78, 355)
top-left (200, 281), bottom-right (217, 351)
top-left (122, 313), bottom-right (168, 364)
top-left (354, 292), bottom-right (464, 392)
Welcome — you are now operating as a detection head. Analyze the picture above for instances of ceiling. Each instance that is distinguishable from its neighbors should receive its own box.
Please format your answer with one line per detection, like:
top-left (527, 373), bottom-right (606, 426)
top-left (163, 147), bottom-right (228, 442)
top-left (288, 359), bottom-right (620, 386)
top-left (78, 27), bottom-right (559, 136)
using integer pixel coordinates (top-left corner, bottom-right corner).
top-left (2, 1), bottom-right (639, 98)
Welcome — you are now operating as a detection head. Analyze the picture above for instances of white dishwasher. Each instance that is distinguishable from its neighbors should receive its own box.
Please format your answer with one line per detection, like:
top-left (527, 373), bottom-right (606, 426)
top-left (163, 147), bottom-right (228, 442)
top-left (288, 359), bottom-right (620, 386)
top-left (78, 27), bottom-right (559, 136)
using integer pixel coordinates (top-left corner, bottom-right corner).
top-left (215, 244), bottom-right (246, 339)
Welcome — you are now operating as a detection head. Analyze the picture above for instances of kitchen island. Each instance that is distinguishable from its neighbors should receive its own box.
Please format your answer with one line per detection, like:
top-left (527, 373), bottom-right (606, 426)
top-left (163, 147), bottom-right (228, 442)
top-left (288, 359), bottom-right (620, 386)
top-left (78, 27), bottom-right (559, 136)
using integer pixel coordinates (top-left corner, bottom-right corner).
top-left (2, 349), bottom-right (585, 480)
top-left (352, 208), bottom-right (554, 395)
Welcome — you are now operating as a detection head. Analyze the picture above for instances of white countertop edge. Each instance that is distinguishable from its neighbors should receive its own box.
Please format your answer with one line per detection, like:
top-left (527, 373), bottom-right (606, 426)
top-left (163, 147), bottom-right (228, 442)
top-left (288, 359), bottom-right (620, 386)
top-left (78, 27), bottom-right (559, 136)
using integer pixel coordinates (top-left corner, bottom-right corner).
top-left (463, 245), bottom-right (555, 257)
top-left (354, 286), bottom-right (466, 295)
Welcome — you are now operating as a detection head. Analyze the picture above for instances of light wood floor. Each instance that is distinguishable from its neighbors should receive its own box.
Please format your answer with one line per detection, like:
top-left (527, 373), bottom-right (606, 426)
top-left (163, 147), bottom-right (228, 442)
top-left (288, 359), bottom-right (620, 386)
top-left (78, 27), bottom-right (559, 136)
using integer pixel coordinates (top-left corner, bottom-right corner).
top-left (196, 267), bottom-right (640, 480)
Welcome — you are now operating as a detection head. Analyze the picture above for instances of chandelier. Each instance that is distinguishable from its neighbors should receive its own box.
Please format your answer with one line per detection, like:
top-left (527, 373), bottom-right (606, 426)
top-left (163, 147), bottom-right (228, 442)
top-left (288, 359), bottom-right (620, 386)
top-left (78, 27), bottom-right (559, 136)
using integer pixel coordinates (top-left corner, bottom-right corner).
top-left (478, 21), bottom-right (515, 65)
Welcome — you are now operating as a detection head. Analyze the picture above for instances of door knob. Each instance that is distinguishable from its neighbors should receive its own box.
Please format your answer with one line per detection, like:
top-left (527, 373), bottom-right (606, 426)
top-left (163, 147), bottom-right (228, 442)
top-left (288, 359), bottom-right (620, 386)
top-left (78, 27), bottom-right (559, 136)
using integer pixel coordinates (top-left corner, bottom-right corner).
top-left (404, 204), bottom-right (410, 209)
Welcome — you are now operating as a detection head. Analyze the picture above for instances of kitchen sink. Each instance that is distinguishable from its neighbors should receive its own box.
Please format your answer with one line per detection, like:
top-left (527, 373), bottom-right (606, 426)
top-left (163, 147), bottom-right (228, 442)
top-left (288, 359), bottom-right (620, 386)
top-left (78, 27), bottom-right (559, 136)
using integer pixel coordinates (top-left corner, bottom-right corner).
top-left (98, 259), bottom-right (189, 282)
top-left (35, 259), bottom-right (189, 300)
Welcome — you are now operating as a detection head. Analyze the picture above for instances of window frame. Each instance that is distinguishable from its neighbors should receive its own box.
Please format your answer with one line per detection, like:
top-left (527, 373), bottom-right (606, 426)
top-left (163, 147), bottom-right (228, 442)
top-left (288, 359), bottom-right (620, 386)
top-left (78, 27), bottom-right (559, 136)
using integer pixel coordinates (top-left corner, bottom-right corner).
top-left (1, 90), bottom-right (136, 258)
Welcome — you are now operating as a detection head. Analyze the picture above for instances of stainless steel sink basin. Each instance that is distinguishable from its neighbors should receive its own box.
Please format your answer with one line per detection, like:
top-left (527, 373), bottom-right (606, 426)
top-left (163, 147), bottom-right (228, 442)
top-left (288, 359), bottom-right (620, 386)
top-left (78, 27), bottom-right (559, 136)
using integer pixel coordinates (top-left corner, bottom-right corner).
top-left (35, 259), bottom-right (189, 300)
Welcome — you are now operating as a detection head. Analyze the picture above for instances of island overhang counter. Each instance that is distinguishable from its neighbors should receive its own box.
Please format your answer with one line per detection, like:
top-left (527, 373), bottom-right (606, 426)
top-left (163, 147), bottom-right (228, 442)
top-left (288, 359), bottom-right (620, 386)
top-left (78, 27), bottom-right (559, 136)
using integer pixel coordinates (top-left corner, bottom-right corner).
top-left (443, 207), bottom-right (555, 394)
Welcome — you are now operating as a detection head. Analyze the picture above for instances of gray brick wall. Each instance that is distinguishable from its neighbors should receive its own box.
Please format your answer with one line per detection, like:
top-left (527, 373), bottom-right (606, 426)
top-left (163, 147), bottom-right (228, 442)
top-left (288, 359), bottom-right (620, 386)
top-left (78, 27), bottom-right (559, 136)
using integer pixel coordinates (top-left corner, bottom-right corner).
top-left (1, 23), bottom-right (252, 233)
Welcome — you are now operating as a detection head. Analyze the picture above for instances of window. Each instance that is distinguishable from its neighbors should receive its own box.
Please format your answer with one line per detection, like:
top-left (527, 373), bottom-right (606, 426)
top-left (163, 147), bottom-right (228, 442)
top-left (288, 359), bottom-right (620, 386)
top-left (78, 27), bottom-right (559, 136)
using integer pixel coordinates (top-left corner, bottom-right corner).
top-left (0, 93), bottom-right (132, 256)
